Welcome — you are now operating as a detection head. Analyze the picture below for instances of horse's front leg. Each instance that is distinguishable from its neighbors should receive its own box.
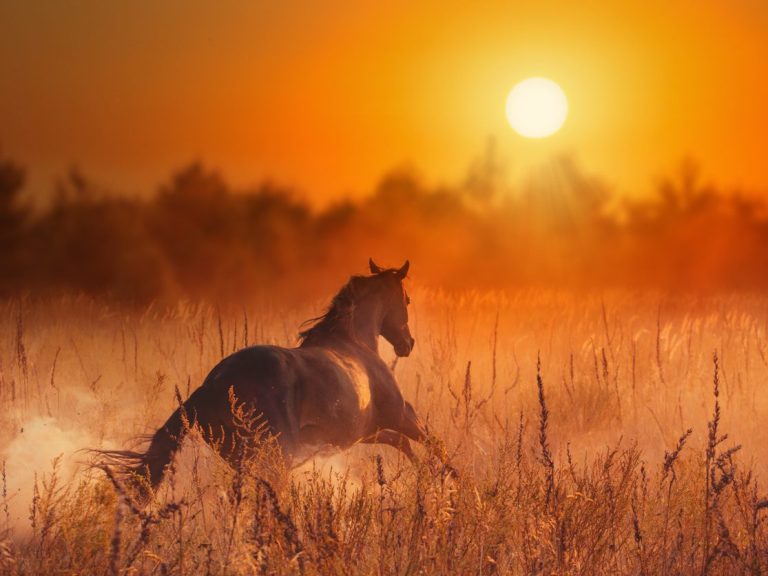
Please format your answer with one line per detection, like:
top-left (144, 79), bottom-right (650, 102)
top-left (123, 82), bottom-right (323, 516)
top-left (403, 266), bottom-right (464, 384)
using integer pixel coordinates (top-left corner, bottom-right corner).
top-left (396, 401), bottom-right (460, 478)
top-left (396, 401), bottom-right (427, 443)
top-left (359, 429), bottom-right (418, 463)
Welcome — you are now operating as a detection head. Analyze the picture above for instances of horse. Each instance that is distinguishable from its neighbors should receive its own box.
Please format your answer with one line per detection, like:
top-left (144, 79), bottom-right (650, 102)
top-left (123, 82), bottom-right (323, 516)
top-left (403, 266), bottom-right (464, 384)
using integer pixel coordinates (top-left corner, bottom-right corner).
top-left (105, 259), bottom-right (446, 497)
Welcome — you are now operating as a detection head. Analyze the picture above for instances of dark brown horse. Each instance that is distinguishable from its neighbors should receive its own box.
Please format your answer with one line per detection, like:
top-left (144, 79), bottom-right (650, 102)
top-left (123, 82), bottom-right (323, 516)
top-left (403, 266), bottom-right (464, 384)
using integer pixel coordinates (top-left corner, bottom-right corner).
top-left (109, 259), bottom-right (441, 495)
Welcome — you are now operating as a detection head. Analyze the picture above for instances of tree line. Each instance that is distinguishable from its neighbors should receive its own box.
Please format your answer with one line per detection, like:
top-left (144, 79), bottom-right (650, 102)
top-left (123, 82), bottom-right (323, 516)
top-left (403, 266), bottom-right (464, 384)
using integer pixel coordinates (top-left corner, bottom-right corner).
top-left (1, 155), bottom-right (766, 303)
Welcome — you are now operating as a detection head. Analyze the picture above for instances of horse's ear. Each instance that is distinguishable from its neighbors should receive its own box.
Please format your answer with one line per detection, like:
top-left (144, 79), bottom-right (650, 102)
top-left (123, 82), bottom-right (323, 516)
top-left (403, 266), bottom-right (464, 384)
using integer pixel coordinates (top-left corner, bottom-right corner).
top-left (395, 260), bottom-right (410, 279)
top-left (369, 258), bottom-right (384, 274)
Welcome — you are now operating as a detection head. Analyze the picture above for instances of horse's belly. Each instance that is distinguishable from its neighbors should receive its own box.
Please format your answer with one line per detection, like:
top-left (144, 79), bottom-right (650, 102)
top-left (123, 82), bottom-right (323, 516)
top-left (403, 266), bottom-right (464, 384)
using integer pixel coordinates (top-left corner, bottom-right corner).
top-left (297, 351), bottom-right (374, 443)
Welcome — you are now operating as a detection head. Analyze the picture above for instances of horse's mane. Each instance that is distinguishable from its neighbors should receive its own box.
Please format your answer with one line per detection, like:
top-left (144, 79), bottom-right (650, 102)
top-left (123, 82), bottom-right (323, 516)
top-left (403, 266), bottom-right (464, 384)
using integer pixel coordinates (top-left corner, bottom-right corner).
top-left (298, 275), bottom-right (366, 345)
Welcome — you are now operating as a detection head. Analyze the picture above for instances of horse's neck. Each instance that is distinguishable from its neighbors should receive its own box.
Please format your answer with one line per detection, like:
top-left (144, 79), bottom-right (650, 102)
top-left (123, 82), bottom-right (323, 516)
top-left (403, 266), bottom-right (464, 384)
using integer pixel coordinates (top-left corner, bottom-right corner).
top-left (300, 298), bottom-right (383, 354)
top-left (329, 298), bottom-right (383, 354)
top-left (349, 306), bottom-right (381, 353)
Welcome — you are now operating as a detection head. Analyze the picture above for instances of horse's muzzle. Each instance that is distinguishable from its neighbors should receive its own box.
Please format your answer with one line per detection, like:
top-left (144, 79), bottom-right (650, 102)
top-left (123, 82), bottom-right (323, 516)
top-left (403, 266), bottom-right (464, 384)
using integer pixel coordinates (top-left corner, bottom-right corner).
top-left (394, 336), bottom-right (415, 357)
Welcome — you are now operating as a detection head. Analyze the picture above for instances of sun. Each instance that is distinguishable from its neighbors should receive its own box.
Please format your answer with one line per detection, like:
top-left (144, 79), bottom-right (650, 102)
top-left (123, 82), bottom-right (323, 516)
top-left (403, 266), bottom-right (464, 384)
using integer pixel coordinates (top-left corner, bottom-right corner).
top-left (505, 77), bottom-right (568, 139)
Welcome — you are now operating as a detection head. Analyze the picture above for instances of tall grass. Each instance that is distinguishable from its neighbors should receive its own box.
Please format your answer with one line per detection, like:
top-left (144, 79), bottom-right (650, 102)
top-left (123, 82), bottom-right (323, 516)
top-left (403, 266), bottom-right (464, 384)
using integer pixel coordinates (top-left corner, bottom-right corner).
top-left (0, 289), bottom-right (767, 574)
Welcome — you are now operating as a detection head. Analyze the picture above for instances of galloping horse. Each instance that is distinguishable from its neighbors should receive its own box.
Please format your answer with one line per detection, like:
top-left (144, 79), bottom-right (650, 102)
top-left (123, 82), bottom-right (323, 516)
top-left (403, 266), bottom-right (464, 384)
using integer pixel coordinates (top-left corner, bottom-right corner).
top-left (112, 259), bottom-right (439, 495)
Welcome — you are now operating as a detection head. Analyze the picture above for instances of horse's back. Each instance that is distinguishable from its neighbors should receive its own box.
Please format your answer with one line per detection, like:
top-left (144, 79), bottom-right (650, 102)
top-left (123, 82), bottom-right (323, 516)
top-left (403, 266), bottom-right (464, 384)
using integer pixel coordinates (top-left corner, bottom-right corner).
top-left (194, 343), bottom-right (385, 449)
top-left (202, 345), bottom-right (296, 391)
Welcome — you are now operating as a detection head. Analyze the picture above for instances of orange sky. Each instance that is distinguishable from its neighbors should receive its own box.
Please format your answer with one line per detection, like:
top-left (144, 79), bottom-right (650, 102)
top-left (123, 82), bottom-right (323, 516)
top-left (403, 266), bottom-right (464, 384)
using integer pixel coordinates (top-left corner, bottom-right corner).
top-left (1, 0), bottom-right (767, 203)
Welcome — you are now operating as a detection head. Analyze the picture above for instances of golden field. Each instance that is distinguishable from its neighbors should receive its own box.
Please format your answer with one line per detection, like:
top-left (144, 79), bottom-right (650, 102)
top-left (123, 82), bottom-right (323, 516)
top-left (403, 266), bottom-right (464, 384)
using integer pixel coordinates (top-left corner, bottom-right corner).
top-left (0, 288), bottom-right (767, 575)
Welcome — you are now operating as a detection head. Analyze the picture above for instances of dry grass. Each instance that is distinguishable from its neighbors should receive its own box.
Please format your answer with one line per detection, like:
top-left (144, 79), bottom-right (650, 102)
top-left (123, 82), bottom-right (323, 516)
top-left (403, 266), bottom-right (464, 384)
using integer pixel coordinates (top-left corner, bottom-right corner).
top-left (1, 288), bottom-right (768, 574)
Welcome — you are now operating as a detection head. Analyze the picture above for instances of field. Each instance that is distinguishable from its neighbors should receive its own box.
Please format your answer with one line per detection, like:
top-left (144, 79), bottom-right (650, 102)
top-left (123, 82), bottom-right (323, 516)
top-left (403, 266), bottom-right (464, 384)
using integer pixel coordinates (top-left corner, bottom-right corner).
top-left (1, 288), bottom-right (767, 575)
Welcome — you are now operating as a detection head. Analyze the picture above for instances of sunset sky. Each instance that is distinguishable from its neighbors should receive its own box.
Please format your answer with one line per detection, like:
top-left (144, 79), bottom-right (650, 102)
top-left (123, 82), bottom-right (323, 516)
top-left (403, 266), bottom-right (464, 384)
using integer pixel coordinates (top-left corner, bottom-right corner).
top-left (1, 0), bottom-right (767, 203)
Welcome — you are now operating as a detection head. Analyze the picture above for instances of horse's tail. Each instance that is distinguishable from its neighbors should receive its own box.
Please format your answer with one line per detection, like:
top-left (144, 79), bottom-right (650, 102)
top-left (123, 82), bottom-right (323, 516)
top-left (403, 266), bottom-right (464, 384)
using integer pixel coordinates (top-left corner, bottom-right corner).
top-left (139, 406), bottom-right (187, 490)
top-left (96, 406), bottom-right (187, 502)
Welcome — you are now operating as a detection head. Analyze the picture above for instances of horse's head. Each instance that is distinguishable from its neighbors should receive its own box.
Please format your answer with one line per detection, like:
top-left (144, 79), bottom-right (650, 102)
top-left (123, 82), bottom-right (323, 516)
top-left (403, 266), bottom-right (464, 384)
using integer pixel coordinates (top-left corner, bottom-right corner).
top-left (369, 258), bottom-right (415, 357)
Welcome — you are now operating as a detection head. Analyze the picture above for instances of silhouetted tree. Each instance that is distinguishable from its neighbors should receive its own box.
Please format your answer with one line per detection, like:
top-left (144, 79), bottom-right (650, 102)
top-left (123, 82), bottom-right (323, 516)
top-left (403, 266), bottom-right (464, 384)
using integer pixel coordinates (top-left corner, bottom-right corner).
top-left (0, 157), bottom-right (28, 288)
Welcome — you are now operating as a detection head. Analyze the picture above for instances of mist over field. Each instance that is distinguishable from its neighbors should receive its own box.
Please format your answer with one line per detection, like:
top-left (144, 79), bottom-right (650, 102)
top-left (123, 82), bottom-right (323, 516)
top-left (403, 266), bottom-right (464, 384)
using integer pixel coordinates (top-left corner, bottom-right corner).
top-left (0, 285), bottom-right (767, 573)
top-left (1, 148), bottom-right (768, 574)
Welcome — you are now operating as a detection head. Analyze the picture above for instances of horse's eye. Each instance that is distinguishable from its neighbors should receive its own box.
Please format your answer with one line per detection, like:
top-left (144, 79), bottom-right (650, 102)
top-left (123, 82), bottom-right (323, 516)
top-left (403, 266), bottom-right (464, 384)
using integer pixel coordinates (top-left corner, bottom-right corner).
top-left (406, 295), bottom-right (411, 305)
